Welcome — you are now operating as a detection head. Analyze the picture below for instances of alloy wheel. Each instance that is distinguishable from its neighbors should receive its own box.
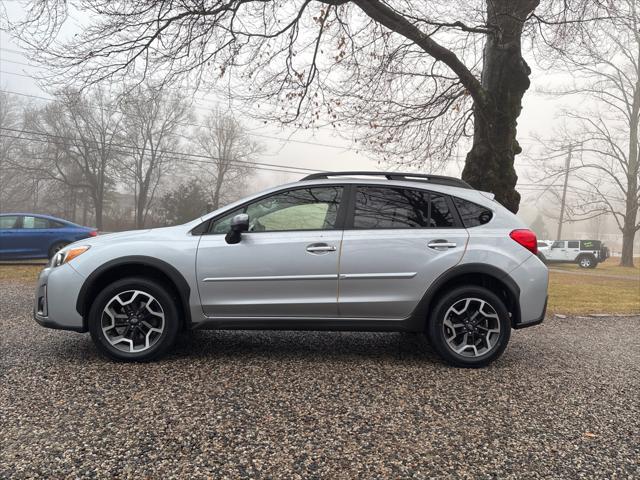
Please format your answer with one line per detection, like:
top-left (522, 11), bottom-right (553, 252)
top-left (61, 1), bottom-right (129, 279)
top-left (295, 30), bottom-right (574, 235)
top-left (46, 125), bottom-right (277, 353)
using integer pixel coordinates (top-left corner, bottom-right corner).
top-left (442, 298), bottom-right (501, 358)
top-left (101, 290), bottom-right (165, 353)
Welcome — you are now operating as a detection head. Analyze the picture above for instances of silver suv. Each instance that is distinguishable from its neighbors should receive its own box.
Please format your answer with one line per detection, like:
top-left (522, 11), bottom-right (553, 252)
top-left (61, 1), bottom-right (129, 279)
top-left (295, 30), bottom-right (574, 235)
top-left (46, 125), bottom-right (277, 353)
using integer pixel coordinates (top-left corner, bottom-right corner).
top-left (34, 172), bottom-right (548, 367)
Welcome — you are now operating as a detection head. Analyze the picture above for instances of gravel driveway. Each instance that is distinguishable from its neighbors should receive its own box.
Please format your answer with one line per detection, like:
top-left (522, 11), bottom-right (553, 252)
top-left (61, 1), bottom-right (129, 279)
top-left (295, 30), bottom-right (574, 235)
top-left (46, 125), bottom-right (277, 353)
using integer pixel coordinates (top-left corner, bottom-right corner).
top-left (1, 280), bottom-right (639, 479)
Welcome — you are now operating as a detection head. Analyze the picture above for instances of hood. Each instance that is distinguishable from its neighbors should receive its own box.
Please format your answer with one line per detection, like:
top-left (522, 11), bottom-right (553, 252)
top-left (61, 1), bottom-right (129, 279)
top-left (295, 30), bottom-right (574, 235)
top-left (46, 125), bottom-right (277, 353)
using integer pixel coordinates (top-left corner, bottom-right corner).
top-left (86, 229), bottom-right (152, 245)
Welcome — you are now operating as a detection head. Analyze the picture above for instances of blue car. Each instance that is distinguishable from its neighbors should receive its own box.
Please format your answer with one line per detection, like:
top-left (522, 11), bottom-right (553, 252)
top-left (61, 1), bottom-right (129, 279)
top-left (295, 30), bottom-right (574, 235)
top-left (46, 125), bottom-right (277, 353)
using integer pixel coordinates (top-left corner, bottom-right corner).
top-left (0, 213), bottom-right (97, 260)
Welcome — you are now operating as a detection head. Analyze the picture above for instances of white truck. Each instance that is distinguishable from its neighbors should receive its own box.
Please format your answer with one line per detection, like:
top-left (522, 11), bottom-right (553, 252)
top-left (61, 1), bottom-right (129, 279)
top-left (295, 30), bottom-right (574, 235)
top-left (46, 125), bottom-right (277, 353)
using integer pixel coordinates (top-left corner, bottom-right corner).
top-left (537, 239), bottom-right (609, 268)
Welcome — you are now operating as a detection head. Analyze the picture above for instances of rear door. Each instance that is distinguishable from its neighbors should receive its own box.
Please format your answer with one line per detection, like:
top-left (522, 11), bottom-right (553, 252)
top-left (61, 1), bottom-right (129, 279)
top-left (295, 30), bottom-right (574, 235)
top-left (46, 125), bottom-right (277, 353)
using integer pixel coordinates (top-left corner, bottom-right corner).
top-left (196, 185), bottom-right (345, 318)
top-left (566, 240), bottom-right (580, 261)
top-left (337, 185), bottom-right (468, 318)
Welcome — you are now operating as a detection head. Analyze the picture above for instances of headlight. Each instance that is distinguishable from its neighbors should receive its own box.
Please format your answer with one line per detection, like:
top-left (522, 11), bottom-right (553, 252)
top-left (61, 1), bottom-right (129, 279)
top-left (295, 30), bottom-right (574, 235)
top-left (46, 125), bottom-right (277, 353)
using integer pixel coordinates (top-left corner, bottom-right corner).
top-left (50, 246), bottom-right (91, 268)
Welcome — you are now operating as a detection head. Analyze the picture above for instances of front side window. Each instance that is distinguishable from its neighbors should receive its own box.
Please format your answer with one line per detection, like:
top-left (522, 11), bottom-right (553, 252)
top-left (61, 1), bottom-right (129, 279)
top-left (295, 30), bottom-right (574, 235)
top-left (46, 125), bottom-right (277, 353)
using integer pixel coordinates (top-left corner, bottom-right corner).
top-left (21, 216), bottom-right (50, 229)
top-left (0, 216), bottom-right (19, 229)
top-left (551, 241), bottom-right (565, 249)
top-left (353, 187), bottom-right (455, 229)
top-left (210, 186), bottom-right (343, 233)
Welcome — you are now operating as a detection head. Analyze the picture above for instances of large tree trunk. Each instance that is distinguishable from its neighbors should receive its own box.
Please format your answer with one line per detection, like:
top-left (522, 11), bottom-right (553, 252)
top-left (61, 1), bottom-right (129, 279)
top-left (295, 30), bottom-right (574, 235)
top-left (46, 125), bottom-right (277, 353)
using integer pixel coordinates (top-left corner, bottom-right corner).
top-left (620, 108), bottom-right (639, 267)
top-left (93, 196), bottom-right (103, 230)
top-left (136, 186), bottom-right (147, 228)
top-left (620, 227), bottom-right (636, 267)
top-left (461, 0), bottom-right (538, 213)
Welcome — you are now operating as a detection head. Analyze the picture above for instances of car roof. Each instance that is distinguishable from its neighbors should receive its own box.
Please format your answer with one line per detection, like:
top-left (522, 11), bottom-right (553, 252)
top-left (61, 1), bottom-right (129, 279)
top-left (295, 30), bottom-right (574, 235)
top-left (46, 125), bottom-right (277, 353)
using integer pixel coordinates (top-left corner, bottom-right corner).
top-left (300, 171), bottom-right (472, 189)
top-left (0, 212), bottom-right (85, 227)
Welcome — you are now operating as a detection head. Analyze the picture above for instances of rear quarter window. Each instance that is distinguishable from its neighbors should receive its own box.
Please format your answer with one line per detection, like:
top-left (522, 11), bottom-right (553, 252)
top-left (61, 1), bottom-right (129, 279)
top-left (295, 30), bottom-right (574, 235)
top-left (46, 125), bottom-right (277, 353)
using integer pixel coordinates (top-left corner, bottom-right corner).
top-left (452, 197), bottom-right (493, 227)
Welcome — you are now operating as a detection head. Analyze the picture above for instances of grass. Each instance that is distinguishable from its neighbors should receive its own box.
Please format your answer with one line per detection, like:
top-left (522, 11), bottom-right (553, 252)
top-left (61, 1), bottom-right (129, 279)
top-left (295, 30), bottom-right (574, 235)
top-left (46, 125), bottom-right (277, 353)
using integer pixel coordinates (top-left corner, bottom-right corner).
top-left (1, 259), bottom-right (638, 316)
top-left (549, 257), bottom-right (640, 279)
top-left (0, 264), bottom-right (44, 282)
top-left (547, 269), bottom-right (639, 315)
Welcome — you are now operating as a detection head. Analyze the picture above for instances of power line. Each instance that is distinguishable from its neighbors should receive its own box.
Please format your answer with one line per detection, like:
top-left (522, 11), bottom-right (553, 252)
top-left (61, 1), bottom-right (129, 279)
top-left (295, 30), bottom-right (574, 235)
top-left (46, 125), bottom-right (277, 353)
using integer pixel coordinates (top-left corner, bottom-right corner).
top-left (0, 125), bottom-right (319, 173)
top-left (0, 85), bottom-right (358, 151)
top-left (0, 130), bottom-right (319, 176)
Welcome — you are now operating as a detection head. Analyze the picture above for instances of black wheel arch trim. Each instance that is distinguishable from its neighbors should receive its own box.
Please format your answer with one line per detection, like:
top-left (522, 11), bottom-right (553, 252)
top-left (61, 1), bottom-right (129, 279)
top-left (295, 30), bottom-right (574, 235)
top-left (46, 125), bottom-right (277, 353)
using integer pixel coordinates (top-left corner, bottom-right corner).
top-left (410, 263), bottom-right (522, 328)
top-left (75, 255), bottom-right (192, 329)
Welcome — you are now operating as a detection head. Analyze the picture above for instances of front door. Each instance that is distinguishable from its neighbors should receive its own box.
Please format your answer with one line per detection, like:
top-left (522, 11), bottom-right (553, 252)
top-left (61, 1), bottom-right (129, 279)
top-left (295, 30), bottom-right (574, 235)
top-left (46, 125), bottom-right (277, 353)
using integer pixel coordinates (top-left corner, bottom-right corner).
top-left (196, 185), bottom-right (345, 318)
top-left (0, 215), bottom-right (23, 258)
top-left (338, 186), bottom-right (469, 318)
top-left (548, 241), bottom-right (566, 261)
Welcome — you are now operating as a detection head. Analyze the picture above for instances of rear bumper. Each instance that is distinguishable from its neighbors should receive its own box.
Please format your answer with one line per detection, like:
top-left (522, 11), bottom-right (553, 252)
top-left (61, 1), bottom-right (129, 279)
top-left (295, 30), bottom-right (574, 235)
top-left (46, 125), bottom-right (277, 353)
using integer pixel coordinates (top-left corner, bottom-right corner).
top-left (509, 255), bottom-right (549, 328)
top-left (513, 295), bottom-right (547, 329)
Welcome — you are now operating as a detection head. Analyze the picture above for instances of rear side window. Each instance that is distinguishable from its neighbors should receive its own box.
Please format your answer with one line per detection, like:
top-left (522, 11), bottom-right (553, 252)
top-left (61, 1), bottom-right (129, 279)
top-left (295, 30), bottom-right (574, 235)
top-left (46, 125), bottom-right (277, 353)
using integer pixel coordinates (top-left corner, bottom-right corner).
top-left (0, 216), bottom-right (19, 229)
top-left (580, 240), bottom-right (599, 250)
top-left (21, 216), bottom-right (50, 229)
top-left (452, 197), bottom-right (493, 227)
top-left (568, 241), bottom-right (579, 248)
top-left (352, 187), bottom-right (455, 229)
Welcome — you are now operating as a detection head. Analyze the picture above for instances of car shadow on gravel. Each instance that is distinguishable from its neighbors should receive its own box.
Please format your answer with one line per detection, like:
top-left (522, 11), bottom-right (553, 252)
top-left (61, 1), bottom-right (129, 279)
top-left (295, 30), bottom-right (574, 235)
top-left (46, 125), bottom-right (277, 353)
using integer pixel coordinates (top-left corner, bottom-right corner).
top-left (169, 329), bottom-right (442, 363)
top-left (38, 328), bottom-right (446, 365)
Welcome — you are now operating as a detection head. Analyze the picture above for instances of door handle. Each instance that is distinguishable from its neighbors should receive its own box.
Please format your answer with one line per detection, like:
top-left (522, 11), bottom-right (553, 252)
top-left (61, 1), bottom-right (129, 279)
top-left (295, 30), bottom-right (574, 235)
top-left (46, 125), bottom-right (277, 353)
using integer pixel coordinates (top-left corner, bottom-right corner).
top-left (428, 240), bottom-right (457, 249)
top-left (306, 243), bottom-right (336, 253)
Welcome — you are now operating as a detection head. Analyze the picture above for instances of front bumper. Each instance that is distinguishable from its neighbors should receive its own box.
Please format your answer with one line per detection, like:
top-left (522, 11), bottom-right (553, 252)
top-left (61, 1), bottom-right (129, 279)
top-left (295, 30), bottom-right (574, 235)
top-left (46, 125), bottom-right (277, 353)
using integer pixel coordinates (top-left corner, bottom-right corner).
top-left (33, 264), bottom-right (87, 332)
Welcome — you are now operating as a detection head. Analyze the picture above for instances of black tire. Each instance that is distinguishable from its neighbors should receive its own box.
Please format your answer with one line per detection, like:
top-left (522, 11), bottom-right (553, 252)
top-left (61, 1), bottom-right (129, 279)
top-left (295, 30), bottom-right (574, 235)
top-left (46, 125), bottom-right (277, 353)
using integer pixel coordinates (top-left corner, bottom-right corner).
top-left (48, 241), bottom-right (68, 259)
top-left (537, 252), bottom-right (547, 264)
top-left (577, 255), bottom-right (595, 269)
top-left (426, 286), bottom-right (511, 368)
top-left (88, 277), bottom-right (180, 362)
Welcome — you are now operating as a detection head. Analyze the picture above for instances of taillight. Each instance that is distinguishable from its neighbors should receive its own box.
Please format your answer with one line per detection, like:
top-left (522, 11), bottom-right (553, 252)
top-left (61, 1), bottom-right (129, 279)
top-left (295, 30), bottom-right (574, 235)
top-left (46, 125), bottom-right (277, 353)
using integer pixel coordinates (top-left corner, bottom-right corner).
top-left (510, 229), bottom-right (537, 255)
top-left (89, 230), bottom-right (98, 237)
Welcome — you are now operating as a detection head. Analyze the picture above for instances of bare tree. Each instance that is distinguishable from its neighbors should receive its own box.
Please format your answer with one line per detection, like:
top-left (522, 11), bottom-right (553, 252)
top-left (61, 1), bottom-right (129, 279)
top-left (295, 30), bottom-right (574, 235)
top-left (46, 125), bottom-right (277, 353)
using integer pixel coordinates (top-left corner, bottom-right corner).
top-left (195, 111), bottom-right (258, 210)
top-left (536, 0), bottom-right (640, 267)
top-left (22, 88), bottom-right (123, 229)
top-left (10, 0), bottom-right (609, 213)
top-left (0, 91), bottom-right (35, 211)
top-left (119, 84), bottom-right (191, 228)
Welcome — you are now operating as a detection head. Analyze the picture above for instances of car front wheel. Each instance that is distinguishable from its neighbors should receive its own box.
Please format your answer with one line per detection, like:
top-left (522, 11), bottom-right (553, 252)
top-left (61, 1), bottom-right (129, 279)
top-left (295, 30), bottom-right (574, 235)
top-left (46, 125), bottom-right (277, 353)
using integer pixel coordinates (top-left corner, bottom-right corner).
top-left (427, 286), bottom-right (511, 368)
top-left (48, 241), bottom-right (68, 259)
top-left (88, 277), bottom-right (180, 361)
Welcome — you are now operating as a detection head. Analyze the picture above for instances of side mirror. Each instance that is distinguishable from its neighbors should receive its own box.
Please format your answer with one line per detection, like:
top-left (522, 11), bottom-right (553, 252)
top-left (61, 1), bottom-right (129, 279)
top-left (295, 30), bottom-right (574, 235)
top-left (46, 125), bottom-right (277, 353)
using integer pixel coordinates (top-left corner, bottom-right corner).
top-left (225, 213), bottom-right (249, 244)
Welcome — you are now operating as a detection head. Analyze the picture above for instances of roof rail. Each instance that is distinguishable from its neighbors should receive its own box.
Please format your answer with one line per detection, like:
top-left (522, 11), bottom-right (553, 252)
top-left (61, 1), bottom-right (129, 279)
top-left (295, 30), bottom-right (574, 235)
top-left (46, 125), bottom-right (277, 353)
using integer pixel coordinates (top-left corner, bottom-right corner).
top-left (300, 171), bottom-right (473, 189)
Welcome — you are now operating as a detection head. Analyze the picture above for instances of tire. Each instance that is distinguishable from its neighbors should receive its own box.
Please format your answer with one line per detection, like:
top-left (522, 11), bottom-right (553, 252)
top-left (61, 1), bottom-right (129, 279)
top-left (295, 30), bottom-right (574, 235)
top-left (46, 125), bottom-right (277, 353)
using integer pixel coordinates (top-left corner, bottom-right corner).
top-left (88, 277), bottom-right (180, 362)
top-left (577, 255), bottom-right (595, 269)
top-left (426, 286), bottom-right (511, 368)
top-left (48, 241), bottom-right (68, 259)
top-left (537, 253), bottom-right (547, 264)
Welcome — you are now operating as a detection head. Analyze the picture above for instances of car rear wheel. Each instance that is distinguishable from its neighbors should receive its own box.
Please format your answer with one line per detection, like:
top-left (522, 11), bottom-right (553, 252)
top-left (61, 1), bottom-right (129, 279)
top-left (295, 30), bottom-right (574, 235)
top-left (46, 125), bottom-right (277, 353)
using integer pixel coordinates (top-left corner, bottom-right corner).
top-left (427, 286), bottom-right (511, 368)
top-left (578, 255), bottom-right (596, 269)
top-left (48, 241), bottom-right (68, 259)
top-left (88, 277), bottom-right (180, 361)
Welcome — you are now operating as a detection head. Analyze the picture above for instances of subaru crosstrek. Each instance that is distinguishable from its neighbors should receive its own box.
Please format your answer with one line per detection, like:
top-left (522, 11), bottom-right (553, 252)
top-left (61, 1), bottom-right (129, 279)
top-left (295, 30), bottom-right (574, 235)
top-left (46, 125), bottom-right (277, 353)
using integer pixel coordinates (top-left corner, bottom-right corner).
top-left (34, 172), bottom-right (548, 367)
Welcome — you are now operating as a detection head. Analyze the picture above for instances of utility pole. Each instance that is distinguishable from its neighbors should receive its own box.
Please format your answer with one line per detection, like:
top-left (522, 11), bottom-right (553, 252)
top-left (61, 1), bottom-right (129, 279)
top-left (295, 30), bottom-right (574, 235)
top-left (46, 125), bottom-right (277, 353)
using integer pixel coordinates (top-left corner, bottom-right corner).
top-left (556, 144), bottom-right (572, 240)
